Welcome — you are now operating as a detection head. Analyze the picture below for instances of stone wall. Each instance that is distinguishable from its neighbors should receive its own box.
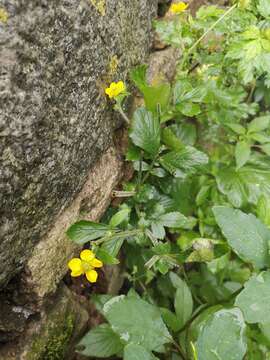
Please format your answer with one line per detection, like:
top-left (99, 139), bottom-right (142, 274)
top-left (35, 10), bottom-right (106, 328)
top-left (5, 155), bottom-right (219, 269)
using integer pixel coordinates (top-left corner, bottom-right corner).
top-left (0, 0), bottom-right (157, 358)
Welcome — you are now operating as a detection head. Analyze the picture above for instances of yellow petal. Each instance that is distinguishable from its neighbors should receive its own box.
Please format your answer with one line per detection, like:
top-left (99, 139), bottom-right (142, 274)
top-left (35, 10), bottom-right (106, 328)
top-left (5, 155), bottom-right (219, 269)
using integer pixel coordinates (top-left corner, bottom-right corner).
top-left (105, 81), bottom-right (125, 99)
top-left (105, 87), bottom-right (114, 98)
top-left (85, 270), bottom-right (98, 283)
top-left (68, 258), bottom-right (84, 277)
top-left (80, 249), bottom-right (95, 263)
top-left (170, 2), bottom-right (189, 13)
top-left (90, 258), bottom-right (103, 268)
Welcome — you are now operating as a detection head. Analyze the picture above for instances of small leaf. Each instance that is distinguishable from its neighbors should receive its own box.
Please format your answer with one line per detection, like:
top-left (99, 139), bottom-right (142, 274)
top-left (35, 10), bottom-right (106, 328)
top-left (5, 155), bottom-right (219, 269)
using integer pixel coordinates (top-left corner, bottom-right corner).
top-left (261, 143), bottom-right (270, 156)
top-left (162, 127), bottom-right (184, 151)
top-left (257, 194), bottom-right (270, 226)
top-left (130, 107), bottom-right (160, 156)
top-left (176, 102), bottom-right (201, 117)
top-left (257, 0), bottom-right (270, 18)
top-left (124, 344), bottom-right (158, 360)
top-left (235, 141), bottom-right (250, 169)
top-left (96, 248), bottom-right (119, 265)
top-left (77, 324), bottom-right (123, 358)
top-left (101, 236), bottom-right (124, 258)
top-left (169, 272), bottom-right (193, 328)
top-left (160, 308), bottom-right (182, 332)
top-left (248, 115), bottom-right (270, 133)
top-left (213, 206), bottom-right (270, 269)
top-left (109, 208), bottom-right (130, 228)
top-left (235, 271), bottom-right (270, 324)
top-left (226, 123), bottom-right (246, 135)
top-left (66, 221), bottom-right (109, 245)
top-left (158, 212), bottom-right (189, 228)
top-left (196, 308), bottom-right (247, 360)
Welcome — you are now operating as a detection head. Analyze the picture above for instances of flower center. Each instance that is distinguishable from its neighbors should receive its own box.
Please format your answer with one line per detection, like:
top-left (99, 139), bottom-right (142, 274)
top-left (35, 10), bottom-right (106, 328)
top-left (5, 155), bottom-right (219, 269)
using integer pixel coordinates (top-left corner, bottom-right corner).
top-left (82, 261), bottom-right (93, 272)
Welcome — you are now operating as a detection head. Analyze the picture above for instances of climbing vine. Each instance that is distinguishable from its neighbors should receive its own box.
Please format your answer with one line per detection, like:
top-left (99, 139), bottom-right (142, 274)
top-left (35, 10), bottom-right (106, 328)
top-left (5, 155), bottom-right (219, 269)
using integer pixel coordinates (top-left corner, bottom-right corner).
top-left (67, 1), bottom-right (270, 359)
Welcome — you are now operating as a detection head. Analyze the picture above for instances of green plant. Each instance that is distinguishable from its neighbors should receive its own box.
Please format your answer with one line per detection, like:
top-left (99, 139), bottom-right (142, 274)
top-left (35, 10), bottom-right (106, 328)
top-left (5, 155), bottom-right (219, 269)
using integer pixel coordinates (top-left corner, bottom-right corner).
top-left (67, 1), bottom-right (270, 359)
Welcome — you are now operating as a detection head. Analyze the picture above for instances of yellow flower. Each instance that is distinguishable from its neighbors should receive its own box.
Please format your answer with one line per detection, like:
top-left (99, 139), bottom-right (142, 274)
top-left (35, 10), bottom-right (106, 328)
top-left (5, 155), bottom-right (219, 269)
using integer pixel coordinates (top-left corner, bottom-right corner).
top-left (105, 81), bottom-right (126, 99)
top-left (68, 249), bottom-right (103, 283)
top-left (0, 8), bottom-right (8, 23)
top-left (170, 2), bottom-right (189, 14)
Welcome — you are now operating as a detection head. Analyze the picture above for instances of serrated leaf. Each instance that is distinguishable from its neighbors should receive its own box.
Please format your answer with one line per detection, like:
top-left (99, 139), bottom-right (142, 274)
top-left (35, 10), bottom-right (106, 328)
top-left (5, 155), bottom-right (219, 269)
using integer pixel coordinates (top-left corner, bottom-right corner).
top-left (130, 107), bottom-right (160, 156)
top-left (66, 221), bottom-right (109, 245)
top-left (158, 211), bottom-right (189, 228)
top-left (235, 141), bottom-right (250, 169)
top-left (103, 296), bottom-right (172, 351)
top-left (213, 206), bottom-right (270, 269)
top-left (159, 147), bottom-right (208, 178)
top-left (216, 160), bottom-right (270, 207)
top-left (235, 271), bottom-right (270, 324)
top-left (196, 308), bottom-right (247, 360)
top-left (124, 344), bottom-right (158, 360)
top-left (77, 324), bottom-right (123, 358)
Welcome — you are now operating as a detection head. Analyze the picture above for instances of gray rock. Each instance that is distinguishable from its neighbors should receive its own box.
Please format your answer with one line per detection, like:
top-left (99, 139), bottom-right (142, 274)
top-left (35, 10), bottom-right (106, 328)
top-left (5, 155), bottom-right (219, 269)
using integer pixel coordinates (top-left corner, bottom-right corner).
top-left (0, 0), bottom-right (157, 288)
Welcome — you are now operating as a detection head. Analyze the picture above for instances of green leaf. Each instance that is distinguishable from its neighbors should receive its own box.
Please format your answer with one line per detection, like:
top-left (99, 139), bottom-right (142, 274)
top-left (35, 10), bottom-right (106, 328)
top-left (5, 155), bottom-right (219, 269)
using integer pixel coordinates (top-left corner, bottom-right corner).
top-left (158, 212), bottom-right (189, 228)
top-left (196, 308), bottom-right (247, 360)
top-left (159, 147), bottom-right (208, 178)
top-left (130, 65), bottom-right (171, 114)
top-left (154, 18), bottom-right (183, 47)
top-left (257, 0), bottom-right (270, 18)
top-left (235, 141), bottom-right (250, 169)
top-left (96, 248), bottom-right (119, 265)
top-left (261, 143), bottom-right (270, 156)
top-left (213, 206), bottom-right (270, 269)
top-left (160, 308), bottom-right (182, 332)
top-left (176, 102), bottom-right (201, 117)
top-left (144, 84), bottom-right (171, 115)
top-left (226, 123), bottom-right (246, 135)
top-left (235, 271), bottom-right (270, 324)
top-left (130, 107), bottom-right (160, 156)
top-left (169, 272), bottom-right (193, 328)
top-left (66, 221), bottom-right (109, 245)
top-left (124, 344), bottom-right (158, 360)
top-left (130, 65), bottom-right (148, 92)
top-left (216, 161), bottom-right (270, 207)
top-left (109, 208), bottom-right (130, 228)
top-left (77, 324), bottom-right (123, 358)
top-left (103, 296), bottom-right (171, 351)
top-left (101, 236), bottom-right (124, 258)
top-left (248, 115), bottom-right (270, 133)
top-left (257, 194), bottom-right (270, 226)
top-left (162, 128), bottom-right (184, 151)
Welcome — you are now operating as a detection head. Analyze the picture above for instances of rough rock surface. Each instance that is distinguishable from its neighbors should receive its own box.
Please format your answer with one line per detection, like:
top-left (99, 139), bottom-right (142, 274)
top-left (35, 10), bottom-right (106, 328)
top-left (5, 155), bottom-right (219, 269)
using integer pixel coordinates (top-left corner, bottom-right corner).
top-left (0, 0), bottom-right (157, 288)
top-left (0, 285), bottom-right (89, 360)
top-left (23, 146), bottom-right (122, 300)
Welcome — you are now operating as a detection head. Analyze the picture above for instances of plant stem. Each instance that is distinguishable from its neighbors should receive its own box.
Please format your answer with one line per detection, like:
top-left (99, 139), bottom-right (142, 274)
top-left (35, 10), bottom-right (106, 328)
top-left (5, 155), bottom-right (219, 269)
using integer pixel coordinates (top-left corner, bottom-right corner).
top-left (171, 337), bottom-right (187, 360)
top-left (141, 152), bottom-right (159, 184)
top-left (93, 229), bottom-right (142, 245)
top-left (180, 4), bottom-right (237, 71)
top-left (112, 190), bottom-right (136, 197)
top-left (118, 106), bottom-right (130, 125)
